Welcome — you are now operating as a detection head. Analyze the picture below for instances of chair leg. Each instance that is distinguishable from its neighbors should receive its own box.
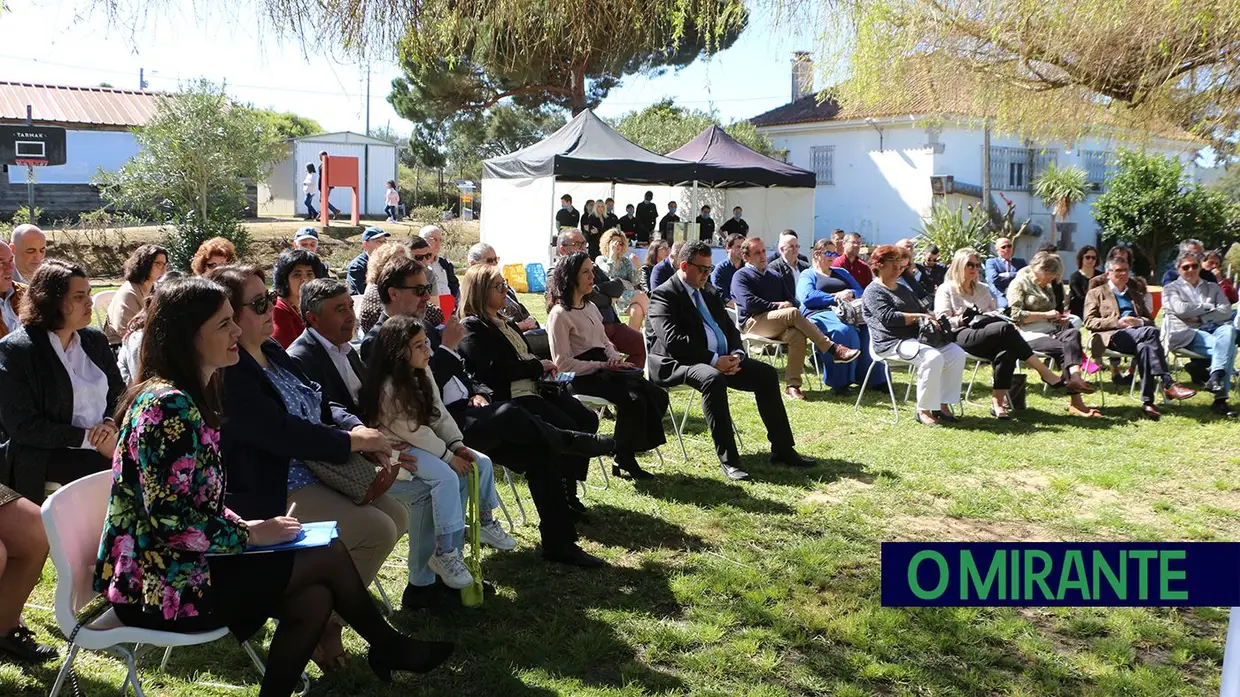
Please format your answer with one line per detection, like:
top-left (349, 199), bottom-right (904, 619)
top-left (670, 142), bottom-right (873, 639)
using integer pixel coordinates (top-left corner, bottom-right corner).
top-left (48, 644), bottom-right (79, 697)
top-left (373, 578), bottom-right (394, 615)
top-left (903, 364), bottom-right (915, 404)
top-left (502, 466), bottom-right (527, 527)
top-left (242, 640), bottom-right (267, 676)
top-left (886, 370), bottom-right (901, 424)
top-left (120, 645), bottom-right (145, 697)
top-left (964, 359), bottom-right (981, 404)
top-left (668, 392), bottom-right (690, 463)
top-left (159, 646), bottom-right (173, 673)
top-left (853, 361), bottom-right (875, 413)
top-left (588, 456), bottom-right (610, 490)
top-left (733, 420), bottom-right (744, 449)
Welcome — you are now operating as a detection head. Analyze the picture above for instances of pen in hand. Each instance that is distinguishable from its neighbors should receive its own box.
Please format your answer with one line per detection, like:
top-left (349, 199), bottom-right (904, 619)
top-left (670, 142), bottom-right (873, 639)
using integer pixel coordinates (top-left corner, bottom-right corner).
top-left (286, 502), bottom-right (297, 519)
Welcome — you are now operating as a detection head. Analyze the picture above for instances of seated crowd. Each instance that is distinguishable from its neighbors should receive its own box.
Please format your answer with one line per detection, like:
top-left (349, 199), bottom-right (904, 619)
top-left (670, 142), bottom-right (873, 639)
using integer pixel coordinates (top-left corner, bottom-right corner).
top-left (0, 220), bottom-right (1235, 693)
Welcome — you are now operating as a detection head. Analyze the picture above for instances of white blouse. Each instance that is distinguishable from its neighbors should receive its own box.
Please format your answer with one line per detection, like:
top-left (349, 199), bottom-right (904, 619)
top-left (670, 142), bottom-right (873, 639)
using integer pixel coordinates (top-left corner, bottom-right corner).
top-left (47, 330), bottom-right (109, 448)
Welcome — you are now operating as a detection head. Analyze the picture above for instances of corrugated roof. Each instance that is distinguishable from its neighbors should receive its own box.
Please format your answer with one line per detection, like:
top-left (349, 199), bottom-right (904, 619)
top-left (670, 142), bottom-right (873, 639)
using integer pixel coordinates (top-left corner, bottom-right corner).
top-left (0, 82), bottom-right (163, 128)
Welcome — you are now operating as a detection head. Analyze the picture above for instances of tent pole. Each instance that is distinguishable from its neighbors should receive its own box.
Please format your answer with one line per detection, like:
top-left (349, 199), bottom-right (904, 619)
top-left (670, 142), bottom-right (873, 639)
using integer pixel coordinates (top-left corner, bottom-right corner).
top-left (550, 176), bottom-right (559, 263)
top-left (692, 180), bottom-right (699, 240)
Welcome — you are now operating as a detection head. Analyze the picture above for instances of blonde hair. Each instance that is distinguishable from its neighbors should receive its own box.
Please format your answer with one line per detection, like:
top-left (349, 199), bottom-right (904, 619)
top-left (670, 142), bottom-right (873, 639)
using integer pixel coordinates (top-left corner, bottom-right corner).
top-left (1029, 251), bottom-right (1063, 280)
top-left (946, 247), bottom-right (982, 294)
top-left (366, 242), bottom-right (408, 286)
top-left (460, 262), bottom-right (504, 320)
top-left (599, 228), bottom-right (628, 259)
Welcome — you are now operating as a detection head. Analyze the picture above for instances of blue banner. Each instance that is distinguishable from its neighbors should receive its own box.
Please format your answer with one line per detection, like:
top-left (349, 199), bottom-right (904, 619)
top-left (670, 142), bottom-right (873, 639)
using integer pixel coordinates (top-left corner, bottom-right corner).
top-left (881, 542), bottom-right (1240, 607)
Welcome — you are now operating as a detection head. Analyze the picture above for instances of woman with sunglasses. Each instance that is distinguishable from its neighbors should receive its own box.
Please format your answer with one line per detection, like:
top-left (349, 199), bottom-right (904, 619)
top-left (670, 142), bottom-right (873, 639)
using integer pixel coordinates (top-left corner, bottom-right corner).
top-left (934, 248), bottom-right (1071, 420)
top-left (271, 249), bottom-right (329, 349)
top-left (797, 238), bottom-right (873, 394)
top-left (206, 265), bottom-right (409, 673)
top-left (1067, 245), bottom-right (1102, 320)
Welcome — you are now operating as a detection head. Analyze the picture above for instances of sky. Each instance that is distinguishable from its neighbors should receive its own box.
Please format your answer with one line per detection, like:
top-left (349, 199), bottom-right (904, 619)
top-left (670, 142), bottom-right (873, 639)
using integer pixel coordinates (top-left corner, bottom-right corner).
top-left (0, 1), bottom-right (817, 134)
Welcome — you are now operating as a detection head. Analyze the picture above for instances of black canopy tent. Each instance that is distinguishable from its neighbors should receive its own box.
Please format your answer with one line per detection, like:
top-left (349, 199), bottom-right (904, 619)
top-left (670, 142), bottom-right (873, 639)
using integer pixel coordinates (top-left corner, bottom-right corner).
top-left (667, 125), bottom-right (816, 188)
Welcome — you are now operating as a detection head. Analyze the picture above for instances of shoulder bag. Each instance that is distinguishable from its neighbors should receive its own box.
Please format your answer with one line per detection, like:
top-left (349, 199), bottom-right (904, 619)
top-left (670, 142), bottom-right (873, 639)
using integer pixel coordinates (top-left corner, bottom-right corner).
top-left (303, 452), bottom-right (398, 505)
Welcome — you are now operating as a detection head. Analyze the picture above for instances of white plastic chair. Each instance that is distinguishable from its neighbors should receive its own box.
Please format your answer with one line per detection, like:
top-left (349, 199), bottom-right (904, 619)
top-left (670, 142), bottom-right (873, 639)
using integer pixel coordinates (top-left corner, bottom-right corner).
top-left (852, 339), bottom-right (916, 424)
top-left (729, 307), bottom-right (823, 390)
top-left (351, 294), bottom-right (367, 340)
top-left (42, 471), bottom-right (296, 696)
top-left (91, 290), bottom-right (116, 330)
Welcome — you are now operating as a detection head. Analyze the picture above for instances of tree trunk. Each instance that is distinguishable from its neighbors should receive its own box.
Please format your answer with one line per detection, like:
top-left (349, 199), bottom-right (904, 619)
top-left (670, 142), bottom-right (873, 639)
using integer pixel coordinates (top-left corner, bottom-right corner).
top-left (570, 65), bottom-right (587, 115)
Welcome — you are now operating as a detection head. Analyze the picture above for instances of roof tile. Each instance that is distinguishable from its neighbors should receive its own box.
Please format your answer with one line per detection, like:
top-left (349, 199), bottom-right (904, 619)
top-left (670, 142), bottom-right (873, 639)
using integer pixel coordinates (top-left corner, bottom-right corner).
top-left (0, 81), bottom-right (162, 128)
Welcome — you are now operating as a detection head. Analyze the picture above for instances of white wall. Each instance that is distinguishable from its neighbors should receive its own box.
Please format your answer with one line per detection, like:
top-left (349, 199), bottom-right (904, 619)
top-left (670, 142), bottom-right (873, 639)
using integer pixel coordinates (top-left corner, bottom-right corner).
top-left (7, 129), bottom-right (137, 185)
top-left (284, 136), bottom-right (398, 217)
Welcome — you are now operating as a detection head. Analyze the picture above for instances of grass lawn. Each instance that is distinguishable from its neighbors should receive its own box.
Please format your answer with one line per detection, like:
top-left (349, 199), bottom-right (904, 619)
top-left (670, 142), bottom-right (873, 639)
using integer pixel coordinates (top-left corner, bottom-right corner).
top-left (4, 292), bottom-right (1237, 696)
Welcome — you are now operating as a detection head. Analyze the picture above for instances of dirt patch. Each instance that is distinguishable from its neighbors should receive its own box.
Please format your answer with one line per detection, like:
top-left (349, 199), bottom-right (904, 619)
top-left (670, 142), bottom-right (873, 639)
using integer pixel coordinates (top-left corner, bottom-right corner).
top-left (802, 479), bottom-right (874, 506)
top-left (993, 470), bottom-right (1054, 493)
top-left (889, 515), bottom-right (1066, 542)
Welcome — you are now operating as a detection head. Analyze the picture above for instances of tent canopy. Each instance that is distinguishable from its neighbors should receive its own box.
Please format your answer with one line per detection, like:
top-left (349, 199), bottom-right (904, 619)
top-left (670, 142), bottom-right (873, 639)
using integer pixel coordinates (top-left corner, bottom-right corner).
top-left (483, 109), bottom-right (695, 183)
top-left (667, 125), bottom-right (816, 188)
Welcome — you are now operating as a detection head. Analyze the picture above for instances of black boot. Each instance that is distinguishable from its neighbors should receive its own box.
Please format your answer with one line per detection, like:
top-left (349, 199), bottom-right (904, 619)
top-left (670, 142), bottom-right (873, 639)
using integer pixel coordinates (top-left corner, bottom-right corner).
top-left (611, 453), bottom-right (655, 480)
top-left (563, 432), bottom-right (616, 458)
top-left (367, 638), bottom-right (454, 682)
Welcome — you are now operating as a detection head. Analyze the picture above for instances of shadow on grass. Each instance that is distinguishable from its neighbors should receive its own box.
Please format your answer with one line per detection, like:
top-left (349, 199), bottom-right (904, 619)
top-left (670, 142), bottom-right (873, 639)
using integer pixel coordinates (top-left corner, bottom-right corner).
top-left (575, 503), bottom-right (709, 552)
top-left (738, 454), bottom-right (892, 488)
top-left (632, 472), bottom-right (795, 515)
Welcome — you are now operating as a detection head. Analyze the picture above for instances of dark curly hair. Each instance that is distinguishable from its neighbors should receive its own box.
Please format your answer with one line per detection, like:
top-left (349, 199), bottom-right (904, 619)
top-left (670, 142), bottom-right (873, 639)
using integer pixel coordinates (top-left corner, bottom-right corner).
top-left (122, 244), bottom-right (169, 285)
top-left (19, 258), bottom-right (88, 330)
top-left (357, 314), bottom-right (439, 427)
top-left (272, 249), bottom-right (328, 299)
top-left (549, 251), bottom-right (591, 311)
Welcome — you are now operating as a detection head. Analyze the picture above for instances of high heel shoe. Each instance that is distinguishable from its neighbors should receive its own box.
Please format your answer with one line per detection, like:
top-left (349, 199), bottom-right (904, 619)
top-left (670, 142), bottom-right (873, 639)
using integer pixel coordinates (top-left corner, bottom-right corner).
top-left (989, 405), bottom-right (1011, 420)
top-left (612, 454), bottom-right (655, 480)
top-left (367, 639), bottom-right (455, 682)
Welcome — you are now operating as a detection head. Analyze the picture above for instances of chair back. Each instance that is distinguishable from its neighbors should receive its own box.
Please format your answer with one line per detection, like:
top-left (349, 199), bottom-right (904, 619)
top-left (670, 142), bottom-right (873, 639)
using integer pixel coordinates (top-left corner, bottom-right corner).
top-left (92, 290), bottom-right (116, 329)
top-left (724, 306), bottom-right (741, 330)
top-left (41, 471), bottom-right (113, 636)
top-left (352, 294), bottom-right (366, 339)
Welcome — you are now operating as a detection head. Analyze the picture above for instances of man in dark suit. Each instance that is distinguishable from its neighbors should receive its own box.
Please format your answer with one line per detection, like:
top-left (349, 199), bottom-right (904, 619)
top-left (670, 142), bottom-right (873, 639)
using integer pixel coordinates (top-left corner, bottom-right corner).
top-left (983, 237), bottom-right (1027, 309)
top-left (288, 278), bottom-right (365, 415)
top-left (647, 241), bottom-right (814, 481)
top-left (636, 191), bottom-right (658, 243)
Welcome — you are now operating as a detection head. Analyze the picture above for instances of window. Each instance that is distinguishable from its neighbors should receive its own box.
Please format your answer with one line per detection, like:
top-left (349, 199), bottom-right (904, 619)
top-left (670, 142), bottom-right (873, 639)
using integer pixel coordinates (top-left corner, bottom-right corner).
top-left (988, 146), bottom-right (1055, 191)
top-left (1082, 150), bottom-right (1112, 189)
top-left (812, 145), bottom-right (834, 185)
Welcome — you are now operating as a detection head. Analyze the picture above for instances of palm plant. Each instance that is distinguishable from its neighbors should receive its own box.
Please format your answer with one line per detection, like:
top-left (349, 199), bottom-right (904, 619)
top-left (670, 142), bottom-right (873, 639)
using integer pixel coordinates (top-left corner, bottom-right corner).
top-left (1033, 163), bottom-right (1088, 246)
top-left (916, 201), bottom-right (998, 259)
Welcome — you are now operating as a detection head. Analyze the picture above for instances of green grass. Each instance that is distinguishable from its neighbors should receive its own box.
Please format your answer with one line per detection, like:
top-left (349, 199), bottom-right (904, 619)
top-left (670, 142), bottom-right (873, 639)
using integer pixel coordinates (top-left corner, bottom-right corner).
top-left (6, 292), bottom-right (1238, 696)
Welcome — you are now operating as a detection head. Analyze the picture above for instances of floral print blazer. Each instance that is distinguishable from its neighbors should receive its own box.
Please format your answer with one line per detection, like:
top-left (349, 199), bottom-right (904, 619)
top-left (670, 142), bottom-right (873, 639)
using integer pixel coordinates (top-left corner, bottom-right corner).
top-left (94, 383), bottom-right (249, 620)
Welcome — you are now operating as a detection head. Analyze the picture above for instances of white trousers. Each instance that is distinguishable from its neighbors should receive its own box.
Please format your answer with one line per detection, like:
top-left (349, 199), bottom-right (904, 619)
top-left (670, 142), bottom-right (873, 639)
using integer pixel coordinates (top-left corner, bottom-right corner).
top-left (883, 340), bottom-right (967, 411)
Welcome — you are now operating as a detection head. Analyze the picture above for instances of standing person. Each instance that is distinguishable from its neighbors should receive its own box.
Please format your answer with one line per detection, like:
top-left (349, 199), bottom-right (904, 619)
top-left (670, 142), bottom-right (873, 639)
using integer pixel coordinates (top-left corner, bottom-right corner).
top-left (983, 237), bottom-right (1026, 309)
top-left (1163, 252), bottom-right (1238, 417)
top-left (710, 233), bottom-right (746, 304)
top-left (556, 194), bottom-right (580, 229)
top-left (384, 180), bottom-right (400, 222)
top-left (862, 245), bottom-right (967, 427)
top-left (732, 237), bottom-right (860, 400)
top-left (602, 198), bottom-right (619, 231)
top-left (191, 237), bottom-right (238, 277)
top-left (317, 150), bottom-right (341, 220)
top-left (302, 163), bottom-right (319, 220)
top-left (647, 240), bottom-right (814, 481)
top-left (346, 227), bottom-right (390, 296)
top-left (548, 252), bottom-right (668, 479)
top-left (636, 191), bottom-right (658, 244)
top-left (1083, 258), bottom-right (1197, 420)
top-left (104, 244), bottom-right (169, 346)
top-left (595, 229), bottom-right (649, 329)
top-left (797, 238), bottom-right (874, 394)
top-left (0, 480), bottom-right (54, 663)
top-left (0, 259), bottom-right (125, 502)
top-left (769, 231), bottom-right (810, 284)
top-left (695, 205), bottom-right (716, 243)
top-left (618, 203), bottom-right (639, 241)
top-left (0, 243), bottom-right (24, 340)
top-left (642, 240), bottom-right (670, 293)
top-left (832, 232), bottom-right (873, 288)
top-left (95, 276), bottom-right (452, 695)
top-left (1068, 245), bottom-right (1102, 319)
top-left (581, 201), bottom-right (606, 259)
top-left (658, 201), bottom-right (681, 240)
top-left (418, 225), bottom-right (460, 309)
top-left (720, 206), bottom-right (749, 240)
top-left (553, 230), bottom-right (646, 364)
top-left (8, 225), bottom-right (46, 285)
top-left (271, 249), bottom-right (329, 349)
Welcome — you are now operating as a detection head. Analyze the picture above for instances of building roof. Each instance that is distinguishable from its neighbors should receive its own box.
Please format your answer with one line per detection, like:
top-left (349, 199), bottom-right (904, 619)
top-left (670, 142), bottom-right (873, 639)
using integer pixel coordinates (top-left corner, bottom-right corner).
top-left (0, 82), bottom-right (163, 129)
top-left (293, 131), bottom-right (396, 146)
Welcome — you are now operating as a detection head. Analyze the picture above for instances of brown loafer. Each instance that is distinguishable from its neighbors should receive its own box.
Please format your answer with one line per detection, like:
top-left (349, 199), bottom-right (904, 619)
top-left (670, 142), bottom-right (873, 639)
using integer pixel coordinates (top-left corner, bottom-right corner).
top-left (1164, 384), bottom-right (1197, 401)
top-left (1141, 403), bottom-right (1162, 420)
top-left (828, 343), bottom-right (861, 363)
top-left (784, 386), bottom-right (806, 401)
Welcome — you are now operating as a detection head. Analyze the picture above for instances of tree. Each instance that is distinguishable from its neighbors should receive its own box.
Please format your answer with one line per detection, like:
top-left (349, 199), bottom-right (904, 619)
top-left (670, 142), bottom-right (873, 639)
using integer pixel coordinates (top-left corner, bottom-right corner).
top-left (96, 79), bottom-right (285, 268)
top-left (611, 98), bottom-right (780, 157)
top-left (1093, 150), bottom-right (1235, 273)
top-left (822, 0), bottom-right (1240, 157)
top-left (251, 108), bottom-right (322, 140)
top-left (1032, 164), bottom-right (1087, 248)
top-left (1210, 166), bottom-right (1240, 203)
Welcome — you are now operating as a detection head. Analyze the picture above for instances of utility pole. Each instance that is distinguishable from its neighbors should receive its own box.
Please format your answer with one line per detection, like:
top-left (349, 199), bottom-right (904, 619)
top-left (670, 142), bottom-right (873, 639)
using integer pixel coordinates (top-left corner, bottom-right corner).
top-left (981, 122), bottom-right (992, 227)
top-left (364, 67), bottom-right (371, 136)
top-left (25, 105), bottom-right (34, 217)
top-left (139, 68), bottom-right (148, 91)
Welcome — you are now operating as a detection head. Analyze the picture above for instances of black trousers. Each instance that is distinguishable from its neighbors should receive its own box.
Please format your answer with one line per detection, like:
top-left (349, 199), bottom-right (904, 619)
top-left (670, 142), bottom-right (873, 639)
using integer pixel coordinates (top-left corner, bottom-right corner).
top-left (1025, 327), bottom-right (1086, 380)
top-left (1107, 326), bottom-right (1170, 403)
top-left (953, 322), bottom-right (1033, 390)
top-left (661, 358), bottom-right (794, 470)
top-left (452, 401), bottom-right (577, 548)
top-left (45, 448), bottom-right (111, 486)
top-left (571, 372), bottom-right (669, 454)
top-left (512, 392), bottom-right (598, 483)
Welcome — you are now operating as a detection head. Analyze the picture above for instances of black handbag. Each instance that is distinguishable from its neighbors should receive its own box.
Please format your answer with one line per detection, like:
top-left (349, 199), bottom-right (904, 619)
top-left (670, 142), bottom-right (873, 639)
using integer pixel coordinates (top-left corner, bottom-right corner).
top-left (917, 316), bottom-right (951, 348)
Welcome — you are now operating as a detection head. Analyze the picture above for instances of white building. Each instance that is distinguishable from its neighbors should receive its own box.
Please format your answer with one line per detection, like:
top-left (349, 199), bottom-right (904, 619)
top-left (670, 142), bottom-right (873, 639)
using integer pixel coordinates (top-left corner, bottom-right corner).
top-left (258, 131), bottom-right (398, 218)
top-left (751, 66), bottom-right (1203, 268)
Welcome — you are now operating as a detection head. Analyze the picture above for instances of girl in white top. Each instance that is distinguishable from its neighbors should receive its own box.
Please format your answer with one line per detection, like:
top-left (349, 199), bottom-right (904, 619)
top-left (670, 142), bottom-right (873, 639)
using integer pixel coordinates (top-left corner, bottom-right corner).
top-left (357, 314), bottom-right (513, 590)
top-left (384, 179), bottom-right (400, 222)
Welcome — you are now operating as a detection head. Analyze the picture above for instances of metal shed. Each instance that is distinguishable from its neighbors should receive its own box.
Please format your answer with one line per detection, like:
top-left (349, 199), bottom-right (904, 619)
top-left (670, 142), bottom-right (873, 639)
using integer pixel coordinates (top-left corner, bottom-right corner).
top-left (259, 131), bottom-right (398, 218)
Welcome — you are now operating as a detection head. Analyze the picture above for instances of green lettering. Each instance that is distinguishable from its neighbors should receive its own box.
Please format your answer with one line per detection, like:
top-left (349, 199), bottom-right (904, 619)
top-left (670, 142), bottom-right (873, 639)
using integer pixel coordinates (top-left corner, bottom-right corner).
top-left (1057, 550), bottom-right (1090, 600)
top-left (908, 551), bottom-right (949, 599)
top-left (961, 550), bottom-right (1005, 600)
top-left (1092, 550), bottom-right (1126, 600)
top-left (1011, 547), bottom-right (1019, 599)
top-left (1023, 550), bottom-right (1054, 600)
top-left (1130, 550), bottom-right (1157, 600)
top-left (1159, 550), bottom-right (1188, 601)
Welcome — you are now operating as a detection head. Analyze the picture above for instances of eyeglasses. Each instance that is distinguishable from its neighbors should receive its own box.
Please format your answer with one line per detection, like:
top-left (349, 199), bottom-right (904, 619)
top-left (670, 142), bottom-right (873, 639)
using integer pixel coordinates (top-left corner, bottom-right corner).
top-left (1180, 263), bottom-right (1200, 271)
top-left (999, 244), bottom-right (1012, 249)
top-left (1082, 255), bottom-right (1097, 261)
top-left (687, 262), bottom-right (714, 275)
top-left (492, 281), bottom-right (509, 292)
top-left (563, 240), bottom-right (586, 249)
top-left (245, 290), bottom-right (278, 315)
top-left (413, 252), bottom-right (434, 262)
top-left (395, 284), bottom-right (435, 297)
top-left (965, 262), bottom-right (980, 269)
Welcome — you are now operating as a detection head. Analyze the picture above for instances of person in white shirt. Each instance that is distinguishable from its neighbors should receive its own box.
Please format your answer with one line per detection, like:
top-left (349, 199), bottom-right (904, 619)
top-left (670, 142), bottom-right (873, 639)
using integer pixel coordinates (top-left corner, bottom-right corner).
top-left (1162, 251), bottom-right (1238, 417)
top-left (0, 243), bottom-right (24, 340)
top-left (302, 163), bottom-right (319, 220)
top-left (286, 279), bottom-right (365, 415)
top-left (384, 180), bottom-right (400, 222)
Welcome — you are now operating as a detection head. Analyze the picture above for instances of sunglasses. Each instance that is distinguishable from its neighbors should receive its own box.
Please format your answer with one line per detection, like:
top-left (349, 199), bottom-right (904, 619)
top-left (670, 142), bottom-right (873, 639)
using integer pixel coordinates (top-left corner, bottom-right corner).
top-left (999, 245), bottom-right (1012, 249)
top-left (413, 252), bottom-right (434, 262)
top-left (1180, 263), bottom-right (1200, 271)
top-left (965, 262), bottom-right (980, 269)
top-left (1082, 255), bottom-right (1097, 261)
top-left (687, 262), bottom-right (714, 275)
top-left (245, 290), bottom-right (278, 315)
top-left (395, 283), bottom-right (435, 297)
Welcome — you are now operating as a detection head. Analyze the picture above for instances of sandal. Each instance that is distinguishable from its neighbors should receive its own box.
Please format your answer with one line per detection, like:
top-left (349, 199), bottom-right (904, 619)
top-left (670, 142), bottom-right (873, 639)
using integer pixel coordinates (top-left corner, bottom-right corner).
top-left (1066, 405), bottom-right (1102, 418)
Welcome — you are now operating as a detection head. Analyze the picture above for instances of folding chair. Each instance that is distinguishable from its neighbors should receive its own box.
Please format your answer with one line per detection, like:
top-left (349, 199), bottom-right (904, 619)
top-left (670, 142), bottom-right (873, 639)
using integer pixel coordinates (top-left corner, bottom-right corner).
top-left (853, 339), bottom-right (916, 424)
top-left (91, 289), bottom-right (116, 329)
top-left (728, 307), bottom-right (823, 390)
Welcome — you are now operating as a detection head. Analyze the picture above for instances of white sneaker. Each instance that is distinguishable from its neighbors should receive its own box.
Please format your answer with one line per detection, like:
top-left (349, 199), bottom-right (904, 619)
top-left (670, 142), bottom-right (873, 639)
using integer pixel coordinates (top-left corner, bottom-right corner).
top-left (427, 549), bottom-right (474, 589)
top-left (478, 520), bottom-right (517, 551)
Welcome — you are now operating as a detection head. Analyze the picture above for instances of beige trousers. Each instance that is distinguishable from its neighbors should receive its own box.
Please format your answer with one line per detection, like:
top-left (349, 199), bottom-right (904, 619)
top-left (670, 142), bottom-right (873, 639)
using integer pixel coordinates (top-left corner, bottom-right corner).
top-left (287, 483), bottom-right (409, 585)
top-left (743, 308), bottom-right (832, 387)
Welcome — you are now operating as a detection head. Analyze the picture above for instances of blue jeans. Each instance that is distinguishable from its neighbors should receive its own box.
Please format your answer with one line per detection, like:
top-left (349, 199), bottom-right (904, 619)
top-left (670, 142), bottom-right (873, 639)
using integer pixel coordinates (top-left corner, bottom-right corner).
top-left (1187, 323), bottom-right (1238, 392)
top-left (385, 448), bottom-right (499, 587)
top-left (303, 193), bottom-right (317, 218)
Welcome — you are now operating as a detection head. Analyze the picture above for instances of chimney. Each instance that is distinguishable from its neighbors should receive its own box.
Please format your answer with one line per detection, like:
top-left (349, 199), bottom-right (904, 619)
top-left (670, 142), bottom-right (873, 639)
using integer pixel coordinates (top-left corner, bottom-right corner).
top-left (791, 51), bottom-right (814, 102)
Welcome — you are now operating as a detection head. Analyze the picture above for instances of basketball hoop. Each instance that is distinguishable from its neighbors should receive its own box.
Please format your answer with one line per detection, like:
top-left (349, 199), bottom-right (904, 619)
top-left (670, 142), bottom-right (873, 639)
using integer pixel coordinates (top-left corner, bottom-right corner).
top-left (14, 158), bottom-right (48, 167)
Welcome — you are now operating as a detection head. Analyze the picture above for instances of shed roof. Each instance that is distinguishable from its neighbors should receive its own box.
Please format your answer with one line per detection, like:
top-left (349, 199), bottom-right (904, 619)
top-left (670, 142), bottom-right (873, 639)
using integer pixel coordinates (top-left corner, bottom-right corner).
top-left (0, 81), bottom-right (162, 128)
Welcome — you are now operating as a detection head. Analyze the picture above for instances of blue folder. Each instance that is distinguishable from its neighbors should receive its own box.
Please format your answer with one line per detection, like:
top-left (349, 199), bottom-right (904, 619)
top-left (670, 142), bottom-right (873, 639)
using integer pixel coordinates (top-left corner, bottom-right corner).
top-left (210, 520), bottom-right (339, 556)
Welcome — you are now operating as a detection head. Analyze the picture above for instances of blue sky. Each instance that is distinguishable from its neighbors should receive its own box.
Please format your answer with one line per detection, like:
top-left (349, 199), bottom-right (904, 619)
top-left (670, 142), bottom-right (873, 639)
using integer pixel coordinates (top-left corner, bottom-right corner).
top-left (0, 1), bottom-right (815, 133)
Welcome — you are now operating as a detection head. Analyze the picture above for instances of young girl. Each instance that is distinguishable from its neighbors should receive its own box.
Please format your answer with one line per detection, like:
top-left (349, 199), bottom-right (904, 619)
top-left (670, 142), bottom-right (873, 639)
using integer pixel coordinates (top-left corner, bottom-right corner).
top-left (358, 315), bottom-right (514, 590)
top-left (384, 180), bottom-right (400, 222)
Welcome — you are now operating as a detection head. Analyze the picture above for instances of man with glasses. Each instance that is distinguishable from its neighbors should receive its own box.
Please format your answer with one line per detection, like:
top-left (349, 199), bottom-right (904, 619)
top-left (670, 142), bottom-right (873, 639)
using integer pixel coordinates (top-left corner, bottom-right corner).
top-left (1084, 258), bottom-right (1197, 420)
top-left (983, 237), bottom-right (1026, 309)
top-left (769, 231), bottom-right (810, 284)
top-left (733, 237), bottom-right (861, 400)
top-left (647, 240), bottom-right (813, 480)
top-left (1163, 251), bottom-right (1237, 417)
top-left (418, 225), bottom-right (460, 307)
top-left (554, 230), bottom-right (645, 364)
top-left (0, 242), bottom-right (24, 340)
top-left (1161, 239), bottom-right (1218, 286)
